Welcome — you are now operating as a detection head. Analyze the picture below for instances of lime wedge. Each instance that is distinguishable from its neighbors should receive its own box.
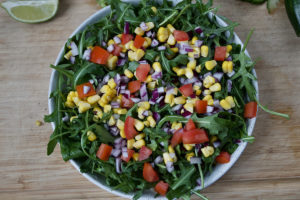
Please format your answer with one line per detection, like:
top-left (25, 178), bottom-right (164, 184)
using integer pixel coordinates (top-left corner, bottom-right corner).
top-left (1, 0), bottom-right (59, 23)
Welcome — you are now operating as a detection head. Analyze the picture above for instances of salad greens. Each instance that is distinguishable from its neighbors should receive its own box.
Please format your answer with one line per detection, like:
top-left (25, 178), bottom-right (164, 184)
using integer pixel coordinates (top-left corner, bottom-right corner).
top-left (45, 0), bottom-right (289, 199)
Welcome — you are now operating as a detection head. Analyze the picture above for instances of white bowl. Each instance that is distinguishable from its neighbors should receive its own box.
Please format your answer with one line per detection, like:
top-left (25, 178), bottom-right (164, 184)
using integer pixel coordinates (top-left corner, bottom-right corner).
top-left (48, 1), bottom-right (258, 199)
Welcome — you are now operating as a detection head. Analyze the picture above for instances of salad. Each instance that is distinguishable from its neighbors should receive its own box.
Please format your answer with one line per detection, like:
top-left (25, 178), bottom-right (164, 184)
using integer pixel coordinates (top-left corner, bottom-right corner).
top-left (45, 0), bottom-right (289, 199)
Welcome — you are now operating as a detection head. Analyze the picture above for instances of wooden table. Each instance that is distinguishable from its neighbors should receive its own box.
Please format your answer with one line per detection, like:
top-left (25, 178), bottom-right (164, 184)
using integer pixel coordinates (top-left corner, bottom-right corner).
top-left (0, 0), bottom-right (299, 199)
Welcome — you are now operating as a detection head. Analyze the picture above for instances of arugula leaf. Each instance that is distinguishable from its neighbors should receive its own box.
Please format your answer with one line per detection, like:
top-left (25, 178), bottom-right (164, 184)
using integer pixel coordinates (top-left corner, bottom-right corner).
top-left (93, 125), bottom-right (115, 143)
top-left (127, 61), bottom-right (139, 72)
top-left (160, 51), bottom-right (176, 75)
top-left (171, 164), bottom-right (196, 190)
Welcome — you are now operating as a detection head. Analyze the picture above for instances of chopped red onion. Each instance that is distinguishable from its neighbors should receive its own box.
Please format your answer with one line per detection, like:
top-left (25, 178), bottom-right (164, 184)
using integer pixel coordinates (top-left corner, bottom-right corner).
top-left (179, 77), bottom-right (186, 84)
top-left (119, 52), bottom-right (126, 58)
top-left (151, 39), bottom-right (159, 47)
top-left (139, 60), bottom-right (148, 64)
top-left (140, 84), bottom-right (148, 101)
top-left (166, 87), bottom-right (176, 95)
top-left (83, 85), bottom-right (90, 94)
top-left (213, 100), bottom-right (220, 107)
top-left (103, 75), bottom-right (110, 83)
top-left (204, 72), bottom-right (212, 78)
top-left (121, 75), bottom-right (130, 83)
top-left (114, 137), bottom-right (122, 144)
top-left (143, 110), bottom-right (149, 116)
top-left (166, 161), bottom-right (174, 173)
top-left (131, 97), bottom-right (140, 103)
top-left (163, 127), bottom-right (170, 133)
top-left (107, 44), bottom-right (114, 53)
top-left (182, 109), bottom-right (192, 118)
top-left (151, 32), bottom-right (156, 39)
top-left (185, 46), bottom-right (194, 52)
top-left (70, 56), bottom-right (75, 64)
top-left (227, 109), bottom-right (233, 113)
top-left (172, 104), bottom-right (182, 111)
top-left (140, 22), bottom-right (148, 31)
top-left (70, 42), bottom-right (79, 56)
top-left (113, 36), bottom-right (121, 44)
top-left (213, 72), bottom-right (224, 82)
top-left (157, 87), bottom-right (165, 94)
top-left (190, 157), bottom-right (202, 164)
top-left (111, 149), bottom-right (121, 157)
top-left (152, 71), bottom-right (162, 80)
top-left (227, 79), bottom-right (232, 92)
top-left (195, 27), bottom-right (203, 34)
top-left (194, 52), bottom-right (200, 58)
top-left (149, 100), bottom-right (155, 105)
top-left (194, 40), bottom-right (203, 47)
top-left (194, 81), bottom-right (202, 88)
top-left (169, 153), bottom-right (176, 159)
top-left (226, 56), bottom-right (232, 61)
top-left (82, 49), bottom-right (91, 60)
top-left (111, 101), bottom-right (120, 108)
top-left (158, 45), bottom-right (166, 51)
top-left (160, 142), bottom-right (165, 147)
top-left (117, 58), bottom-right (126, 66)
top-left (207, 106), bottom-right (214, 113)
top-left (153, 112), bottom-right (161, 121)
top-left (114, 74), bottom-right (121, 86)
top-left (110, 126), bottom-right (119, 136)
top-left (121, 90), bottom-right (130, 98)
top-left (62, 115), bottom-right (69, 122)
top-left (154, 156), bottom-right (163, 164)
top-left (124, 22), bottom-right (130, 34)
top-left (116, 158), bottom-right (122, 174)
top-left (227, 71), bottom-right (235, 77)
top-left (185, 77), bottom-right (199, 84)
top-left (121, 140), bottom-right (126, 147)
top-left (156, 96), bottom-right (164, 103)
top-left (146, 31), bottom-right (153, 38)
top-left (213, 141), bottom-right (221, 148)
top-left (113, 114), bottom-right (120, 120)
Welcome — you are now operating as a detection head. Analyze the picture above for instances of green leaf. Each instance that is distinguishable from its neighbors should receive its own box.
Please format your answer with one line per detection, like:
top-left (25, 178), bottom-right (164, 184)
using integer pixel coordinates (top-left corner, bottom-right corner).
top-left (144, 49), bottom-right (159, 61)
top-left (50, 64), bottom-right (74, 80)
top-left (93, 125), bottom-right (115, 143)
top-left (171, 165), bottom-right (196, 190)
top-left (127, 61), bottom-right (139, 72)
top-left (160, 51), bottom-right (176, 75)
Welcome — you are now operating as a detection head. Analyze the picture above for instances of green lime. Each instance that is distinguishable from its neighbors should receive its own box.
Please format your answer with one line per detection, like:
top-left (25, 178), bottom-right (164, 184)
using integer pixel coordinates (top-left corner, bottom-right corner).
top-left (1, 0), bottom-right (59, 23)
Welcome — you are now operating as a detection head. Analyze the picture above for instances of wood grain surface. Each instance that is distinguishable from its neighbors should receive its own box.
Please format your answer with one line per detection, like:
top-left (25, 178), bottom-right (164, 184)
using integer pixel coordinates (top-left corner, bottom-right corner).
top-left (0, 0), bottom-right (299, 199)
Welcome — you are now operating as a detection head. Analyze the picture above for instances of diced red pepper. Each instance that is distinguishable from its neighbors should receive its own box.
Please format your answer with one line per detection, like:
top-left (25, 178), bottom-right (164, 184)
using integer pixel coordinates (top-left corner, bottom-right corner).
top-left (185, 119), bottom-right (196, 131)
top-left (182, 129), bottom-right (209, 144)
top-left (171, 128), bottom-right (184, 147)
top-left (121, 95), bottom-right (134, 108)
top-left (155, 181), bottom-right (169, 196)
top-left (121, 34), bottom-right (133, 45)
top-left (136, 64), bottom-right (150, 82)
top-left (121, 149), bottom-right (135, 162)
top-left (90, 46), bottom-right (110, 65)
top-left (138, 146), bottom-right (152, 161)
top-left (179, 83), bottom-right (194, 97)
top-left (244, 101), bottom-right (258, 118)
top-left (173, 30), bottom-right (189, 41)
top-left (143, 163), bottom-right (159, 182)
top-left (96, 143), bottom-right (113, 161)
top-left (128, 80), bottom-right (141, 93)
top-left (195, 100), bottom-right (208, 114)
top-left (76, 82), bottom-right (96, 99)
top-left (124, 116), bottom-right (138, 140)
top-left (216, 151), bottom-right (231, 164)
top-left (134, 35), bottom-right (146, 49)
top-left (112, 44), bottom-right (122, 56)
top-left (214, 46), bottom-right (227, 61)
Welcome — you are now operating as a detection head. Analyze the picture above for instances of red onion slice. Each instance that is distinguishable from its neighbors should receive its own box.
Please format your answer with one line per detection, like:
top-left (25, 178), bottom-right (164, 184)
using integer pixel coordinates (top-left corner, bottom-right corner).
top-left (213, 72), bottom-right (224, 82)
top-left (140, 84), bottom-right (148, 101)
top-left (140, 22), bottom-right (148, 31)
top-left (124, 22), bottom-right (130, 34)
top-left (113, 36), bottom-right (121, 44)
top-left (151, 39), bottom-right (159, 47)
top-left (158, 45), bottom-right (166, 51)
top-left (194, 27), bottom-right (203, 34)
top-left (70, 42), bottom-right (79, 56)
top-left (131, 97), bottom-right (141, 103)
top-left (111, 149), bottom-right (121, 157)
top-left (206, 106), bottom-right (214, 113)
top-left (116, 158), bottom-right (122, 174)
top-left (166, 161), bottom-right (174, 173)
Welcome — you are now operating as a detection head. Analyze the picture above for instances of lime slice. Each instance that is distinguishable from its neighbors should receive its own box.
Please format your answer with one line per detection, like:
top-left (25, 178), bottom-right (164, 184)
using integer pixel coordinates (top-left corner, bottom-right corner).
top-left (1, 0), bottom-right (59, 23)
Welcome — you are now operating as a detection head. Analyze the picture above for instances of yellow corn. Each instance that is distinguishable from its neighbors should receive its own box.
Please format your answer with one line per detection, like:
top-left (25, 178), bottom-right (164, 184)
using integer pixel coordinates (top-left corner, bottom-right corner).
top-left (205, 60), bottom-right (217, 71)
top-left (225, 96), bottom-right (235, 108)
top-left (174, 96), bottom-right (186, 104)
top-left (210, 136), bottom-right (218, 143)
top-left (135, 133), bottom-right (145, 140)
top-left (107, 39), bottom-right (115, 46)
top-left (203, 75), bottom-right (215, 88)
top-left (167, 24), bottom-right (175, 33)
top-left (108, 78), bottom-right (117, 89)
top-left (167, 34), bottom-right (176, 45)
top-left (196, 90), bottom-right (202, 96)
top-left (65, 101), bottom-right (75, 108)
top-left (147, 81), bottom-right (156, 90)
top-left (134, 119), bottom-right (144, 131)
top-left (195, 65), bottom-right (201, 73)
top-left (124, 69), bottom-right (134, 78)
top-left (127, 139), bottom-right (135, 149)
top-left (152, 62), bottom-right (162, 72)
top-left (151, 6), bottom-right (157, 14)
top-left (209, 83), bottom-right (221, 92)
top-left (201, 45), bottom-right (209, 57)
top-left (186, 98), bottom-right (198, 105)
top-left (138, 102), bottom-right (150, 110)
top-left (120, 128), bottom-right (126, 138)
top-left (87, 131), bottom-right (97, 141)
top-left (133, 153), bottom-right (139, 161)
top-left (87, 95), bottom-right (101, 105)
top-left (113, 108), bottom-right (127, 115)
top-left (203, 94), bottom-right (212, 101)
top-left (185, 67), bottom-right (194, 79)
top-left (165, 94), bottom-right (174, 104)
top-left (171, 47), bottom-right (179, 53)
top-left (163, 152), bottom-right (174, 164)
top-left (187, 60), bottom-right (196, 70)
top-left (128, 50), bottom-right (135, 61)
top-left (93, 107), bottom-right (103, 118)
top-left (201, 146), bottom-right (214, 157)
top-left (103, 105), bottom-right (111, 113)
top-left (137, 107), bottom-right (145, 120)
top-left (184, 103), bottom-right (194, 113)
top-left (157, 27), bottom-right (169, 42)
top-left (133, 139), bottom-right (145, 149)
top-left (64, 50), bottom-right (72, 60)
top-left (147, 116), bottom-right (156, 128)
top-left (220, 99), bottom-right (231, 110)
top-left (66, 91), bottom-right (76, 102)
top-left (207, 99), bottom-right (214, 106)
top-left (144, 121), bottom-right (150, 127)
top-left (183, 144), bottom-right (194, 151)
top-left (108, 116), bottom-right (116, 126)
top-left (78, 101), bottom-right (91, 113)
top-left (143, 37), bottom-right (152, 48)
top-left (135, 49), bottom-right (145, 61)
top-left (168, 145), bottom-right (175, 153)
top-left (70, 116), bottom-right (78, 122)
top-left (186, 152), bottom-right (195, 161)
top-left (191, 36), bottom-right (198, 45)
top-left (134, 27), bottom-right (145, 36)
top-left (100, 85), bottom-right (110, 93)
top-left (107, 55), bottom-right (118, 70)
top-left (222, 61), bottom-right (233, 73)
top-left (226, 45), bottom-right (232, 53)
top-left (203, 89), bottom-right (212, 96)
top-left (171, 122), bottom-right (182, 130)
top-left (116, 119), bottom-right (125, 130)
top-left (176, 68), bottom-right (186, 76)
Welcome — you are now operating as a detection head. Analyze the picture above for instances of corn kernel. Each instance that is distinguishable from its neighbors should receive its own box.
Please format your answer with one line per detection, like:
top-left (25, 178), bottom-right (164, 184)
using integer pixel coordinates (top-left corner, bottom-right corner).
top-left (163, 152), bottom-right (174, 164)
top-left (167, 24), bottom-right (175, 33)
top-left (151, 6), bottom-right (157, 14)
top-left (144, 75), bottom-right (152, 83)
top-left (187, 60), bottom-right (196, 70)
top-left (195, 65), bottom-right (201, 73)
top-left (167, 34), bottom-right (176, 45)
top-left (226, 45), bottom-right (232, 53)
top-left (185, 68), bottom-right (194, 79)
top-left (196, 90), bottom-right (202, 96)
top-left (168, 145), bottom-right (175, 153)
top-left (186, 98), bottom-right (198, 105)
top-left (137, 107), bottom-right (145, 120)
top-left (128, 50), bottom-right (135, 61)
top-left (174, 96), bottom-right (186, 105)
top-left (147, 81), bottom-right (156, 90)
top-left (116, 119), bottom-right (125, 130)
top-left (104, 105), bottom-right (111, 113)
top-left (93, 107), bottom-right (103, 119)
top-left (67, 91), bottom-right (76, 102)
top-left (133, 139), bottom-right (145, 149)
top-left (78, 101), bottom-right (91, 113)
top-left (70, 116), bottom-right (78, 122)
top-left (176, 68), bottom-right (186, 76)
top-left (209, 83), bottom-right (221, 92)
top-left (127, 139), bottom-right (135, 149)
top-left (203, 75), bottom-right (215, 88)
top-left (144, 121), bottom-right (150, 127)
top-left (143, 37), bottom-right (152, 48)
top-left (205, 60), bottom-right (217, 71)
top-left (210, 136), bottom-right (218, 143)
top-left (201, 45), bottom-right (209, 57)
top-left (138, 102), bottom-right (150, 110)
top-left (147, 116), bottom-right (156, 128)
top-left (157, 27), bottom-right (169, 42)
top-left (172, 67), bottom-right (179, 73)
top-left (124, 69), bottom-right (134, 78)
top-left (225, 96), bottom-right (235, 108)
top-left (135, 49), bottom-right (145, 61)
top-left (107, 78), bottom-right (117, 89)
top-left (165, 94), bottom-right (174, 104)
top-left (107, 39), bottom-right (115, 46)
top-left (152, 62), bottom-right (162, 73)
top-left (184, 103), bottom-right (194, 113)
top-left (108, 116), bottom-right (116, 126)
top-left (64, 50), bottom-right (72, 60)
top-left (65, 101), bottom-right (75, 108)
top-left (170, 47), bottom-right (179, 53)
top-left (133, 153), bottom-right (139, 161)
top-left (100, 85), bottom-right (110, 93)
top-left (87, 131), bottom-right (97, 141)
top-left (87, 95), bottom-right (101, 105)
top-left (171, 122), bottom-right (182, 130)
top-left (183, 144), bottom-right (194, 151)
top-left (120, 128), bottom-right (126, 138)
top-left (134, 27), bottom-right (145, 36)
top-left (201, 146), bottom-right (214, 157)
top-left (134, 119), bottom-right (144, 131)
top-left (135, 133), bottom-right (145, 141)
top-left (191, 36), bottom-right (198, 45)
top-left (207, 99), bottom-right (214, 106)
top-left (145, 22), bottom-right (155, 31)
top-left (220, 99), bottom-right (231, 110)
top-left (186, 152), bottom-right (195, 161)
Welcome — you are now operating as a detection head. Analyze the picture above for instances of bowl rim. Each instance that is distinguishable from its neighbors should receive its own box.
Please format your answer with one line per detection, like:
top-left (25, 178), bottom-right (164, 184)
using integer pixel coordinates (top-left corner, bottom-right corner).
top-left (48, 2), bottom-right (259, 199)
